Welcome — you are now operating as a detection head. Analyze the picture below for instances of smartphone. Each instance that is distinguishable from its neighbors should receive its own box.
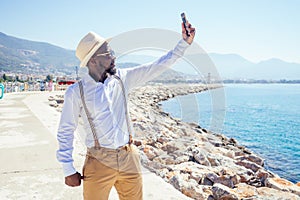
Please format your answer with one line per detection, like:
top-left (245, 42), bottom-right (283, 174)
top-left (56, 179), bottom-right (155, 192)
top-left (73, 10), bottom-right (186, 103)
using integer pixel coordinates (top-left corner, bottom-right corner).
top-left (181, 12), bottom-right (190, 37)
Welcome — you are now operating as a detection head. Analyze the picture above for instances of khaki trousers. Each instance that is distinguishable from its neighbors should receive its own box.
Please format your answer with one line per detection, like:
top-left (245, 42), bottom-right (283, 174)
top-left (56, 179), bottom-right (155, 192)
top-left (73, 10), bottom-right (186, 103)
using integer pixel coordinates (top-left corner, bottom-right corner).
top-left (82, 144), bottom-right (143, 200)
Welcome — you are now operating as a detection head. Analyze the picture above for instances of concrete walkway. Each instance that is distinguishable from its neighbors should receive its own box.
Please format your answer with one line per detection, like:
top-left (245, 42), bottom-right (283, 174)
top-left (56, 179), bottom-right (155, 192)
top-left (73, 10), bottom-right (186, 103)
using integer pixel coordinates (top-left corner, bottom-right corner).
top-left (0, 92), bottom-right (191, 200)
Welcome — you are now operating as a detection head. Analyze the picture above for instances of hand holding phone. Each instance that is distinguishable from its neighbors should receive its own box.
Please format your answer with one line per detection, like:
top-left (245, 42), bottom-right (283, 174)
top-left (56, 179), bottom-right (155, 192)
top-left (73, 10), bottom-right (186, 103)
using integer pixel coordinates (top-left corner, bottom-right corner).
top-left (180, 12), bottom-right (196, 44)
top-left (181, 12), bottom-right (190, 37)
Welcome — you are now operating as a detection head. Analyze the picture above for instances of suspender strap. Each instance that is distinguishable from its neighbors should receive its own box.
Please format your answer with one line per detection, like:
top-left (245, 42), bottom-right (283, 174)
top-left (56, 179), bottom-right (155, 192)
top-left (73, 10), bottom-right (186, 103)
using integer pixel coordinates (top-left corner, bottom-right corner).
top-left (78, 81), bottom-right (101, 149)
top-left (113, 75), bottom-right (133, 145)
top-left (78, 75), bottom-right (133, 147)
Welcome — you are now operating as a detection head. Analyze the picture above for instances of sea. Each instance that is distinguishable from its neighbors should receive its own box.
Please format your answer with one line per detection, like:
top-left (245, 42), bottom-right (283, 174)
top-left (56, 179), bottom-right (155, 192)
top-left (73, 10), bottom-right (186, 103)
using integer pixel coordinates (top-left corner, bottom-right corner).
top-left (161, 84), bottom-right (300, 183)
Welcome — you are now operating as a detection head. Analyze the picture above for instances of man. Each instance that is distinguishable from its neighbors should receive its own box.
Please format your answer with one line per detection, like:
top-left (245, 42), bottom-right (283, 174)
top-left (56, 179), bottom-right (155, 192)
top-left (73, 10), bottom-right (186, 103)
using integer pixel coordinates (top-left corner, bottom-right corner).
top-left (56, 21), bottom-right (195, 200)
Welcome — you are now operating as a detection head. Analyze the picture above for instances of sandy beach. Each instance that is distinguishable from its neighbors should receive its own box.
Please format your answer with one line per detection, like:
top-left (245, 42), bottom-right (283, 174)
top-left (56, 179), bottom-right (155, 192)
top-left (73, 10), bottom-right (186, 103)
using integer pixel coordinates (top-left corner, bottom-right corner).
top-left (0, 91), bottom-right (191, 200)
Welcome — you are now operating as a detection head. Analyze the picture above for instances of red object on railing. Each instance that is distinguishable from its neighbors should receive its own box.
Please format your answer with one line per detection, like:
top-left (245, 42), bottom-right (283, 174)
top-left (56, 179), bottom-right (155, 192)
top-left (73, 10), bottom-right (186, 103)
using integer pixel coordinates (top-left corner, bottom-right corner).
top-left (57, 80), bottom-right (76, 85)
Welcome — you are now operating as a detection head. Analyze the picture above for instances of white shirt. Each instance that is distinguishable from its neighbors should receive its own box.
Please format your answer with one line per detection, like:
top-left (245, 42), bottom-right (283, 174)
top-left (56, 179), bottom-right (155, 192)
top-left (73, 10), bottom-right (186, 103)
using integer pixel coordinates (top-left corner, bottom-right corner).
top-left (56, 39), bottom-right (190, 177)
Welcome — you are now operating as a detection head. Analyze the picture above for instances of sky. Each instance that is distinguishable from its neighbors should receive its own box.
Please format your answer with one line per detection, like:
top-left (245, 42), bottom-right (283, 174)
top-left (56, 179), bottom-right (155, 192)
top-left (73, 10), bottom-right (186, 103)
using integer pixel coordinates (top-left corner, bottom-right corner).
top-left (0, 0), bottom-right (300, 64)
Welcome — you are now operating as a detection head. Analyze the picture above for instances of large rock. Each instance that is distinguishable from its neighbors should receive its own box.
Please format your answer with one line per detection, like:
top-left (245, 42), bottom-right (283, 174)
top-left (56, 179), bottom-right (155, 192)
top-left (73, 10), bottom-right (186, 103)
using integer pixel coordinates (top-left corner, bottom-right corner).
top-left (218, 175), bottom-right (238, 188)
top-left (169, 174), bottom-right (194, 189)
top-left (236, 154), bottom-right (264, 166)
top-left (161, 141), bottom-right (181, 153)
top-left (142, 145), bottom-right (157, 160)
top-left (211, 183), bottom-right (239, 200)
top-left (169, 174), bottom-right (211, 199)
top-left (206, 154), bottom-right (221, 166)
top-left (49, 101), bottom-right (58, 107)
top-left (153, 154), bottom-right (176, 165)
top-left (201, 173), bottom-right (219, 186)
top-left (174, 155), bottom-right (190, 164)
top-left (257, 187), bottom-right (300, 200)
top-left (266, 177), bottom-right (300, 196)
top-left (233, 183), bottom-right (258, 199)
top-left (255, 169), bottom-right (270, 186)
top-left (192, 148), bottom-right (211, 166)
top-left (182, 185), bottom-right (208, 200)
top-left (201, 171), bottom-right (240, 188)
top-left (236, 160), bottom-right (262, 172)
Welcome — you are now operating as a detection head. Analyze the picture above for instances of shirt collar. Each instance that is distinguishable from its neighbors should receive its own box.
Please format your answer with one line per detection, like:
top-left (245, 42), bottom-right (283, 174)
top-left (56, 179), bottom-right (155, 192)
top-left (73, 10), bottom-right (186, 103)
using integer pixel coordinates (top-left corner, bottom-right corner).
top-left (82, 73), bottom-right (98, 86)
top-left (81, 73), bottom-right (115, 86)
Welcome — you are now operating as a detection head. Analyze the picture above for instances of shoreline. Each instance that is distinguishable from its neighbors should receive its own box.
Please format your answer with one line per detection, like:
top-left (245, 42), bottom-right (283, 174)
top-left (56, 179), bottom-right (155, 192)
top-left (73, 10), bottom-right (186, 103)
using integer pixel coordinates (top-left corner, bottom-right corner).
top-left (128, 83), bottom-right (300, 199)
top-left (160, 83), bottom-right (300, 184)
top-left (50, 83), bottom-right (300, 199)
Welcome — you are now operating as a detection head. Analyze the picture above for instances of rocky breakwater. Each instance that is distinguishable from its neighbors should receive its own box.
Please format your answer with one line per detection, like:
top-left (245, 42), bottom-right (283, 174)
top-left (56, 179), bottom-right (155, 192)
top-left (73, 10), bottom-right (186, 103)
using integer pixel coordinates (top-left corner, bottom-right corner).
top-left (50, 83), bottom-right (300, 200)
top-left (128, 83), bottom-right (300, 200)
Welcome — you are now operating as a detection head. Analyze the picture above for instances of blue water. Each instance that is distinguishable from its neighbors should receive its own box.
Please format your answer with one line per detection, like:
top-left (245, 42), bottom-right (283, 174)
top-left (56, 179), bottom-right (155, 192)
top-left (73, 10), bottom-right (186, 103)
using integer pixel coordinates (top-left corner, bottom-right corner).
top-left (162, 84), bottom-right (300, 183)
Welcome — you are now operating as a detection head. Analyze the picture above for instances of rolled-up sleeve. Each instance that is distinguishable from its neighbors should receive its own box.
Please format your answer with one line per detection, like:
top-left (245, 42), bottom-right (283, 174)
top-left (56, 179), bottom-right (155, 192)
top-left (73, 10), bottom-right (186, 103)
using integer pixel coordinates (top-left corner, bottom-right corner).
top-left (56, 84), bottom-right (80, 177)
top-left (124, 39), bottom-right (190, 91)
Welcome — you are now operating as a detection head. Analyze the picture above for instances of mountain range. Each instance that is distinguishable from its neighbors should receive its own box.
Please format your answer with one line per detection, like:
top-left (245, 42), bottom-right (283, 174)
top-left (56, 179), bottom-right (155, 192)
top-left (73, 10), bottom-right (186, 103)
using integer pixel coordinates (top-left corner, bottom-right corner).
top-left (209, 53), bottom-right (300, 80)
top-left (0, 31), bottom-right (299, 80)
top-left (0, 32), bottom-right (78, 74)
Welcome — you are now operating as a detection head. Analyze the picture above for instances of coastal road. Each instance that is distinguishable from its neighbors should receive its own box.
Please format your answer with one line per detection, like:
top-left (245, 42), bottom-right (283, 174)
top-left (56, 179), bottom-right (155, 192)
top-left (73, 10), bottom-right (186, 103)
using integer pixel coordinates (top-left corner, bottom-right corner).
top-left (0, 92), bottom-right (191, 200)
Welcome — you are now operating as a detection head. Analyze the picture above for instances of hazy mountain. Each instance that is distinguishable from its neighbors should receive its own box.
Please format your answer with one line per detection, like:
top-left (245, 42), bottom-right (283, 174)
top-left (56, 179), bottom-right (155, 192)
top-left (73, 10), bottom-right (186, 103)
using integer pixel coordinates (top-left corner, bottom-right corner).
top-left (250, 58), bottom-right (300, 80)
top-left (119, 53), bottom-right (300, 80)
top-left (1, 32), bottom-right (299, 80)
top-left (208, 54), bottom-right (300, 80)
top-left (208, 53), bottom-right (254, 79)
top-left (0, 32), bottom-right (78, 73)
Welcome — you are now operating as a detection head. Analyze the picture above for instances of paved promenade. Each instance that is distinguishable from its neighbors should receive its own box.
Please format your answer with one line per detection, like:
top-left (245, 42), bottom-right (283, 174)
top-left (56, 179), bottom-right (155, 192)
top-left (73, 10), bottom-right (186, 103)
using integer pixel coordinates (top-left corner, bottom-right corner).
top-left (0, 92), bottom-right (191, 200)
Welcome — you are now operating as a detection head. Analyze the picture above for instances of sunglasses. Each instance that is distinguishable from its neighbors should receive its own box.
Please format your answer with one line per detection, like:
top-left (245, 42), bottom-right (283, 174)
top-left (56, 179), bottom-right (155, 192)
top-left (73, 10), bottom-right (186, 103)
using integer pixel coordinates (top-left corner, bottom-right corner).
top-left (95, 49), bottom-right (116, 58)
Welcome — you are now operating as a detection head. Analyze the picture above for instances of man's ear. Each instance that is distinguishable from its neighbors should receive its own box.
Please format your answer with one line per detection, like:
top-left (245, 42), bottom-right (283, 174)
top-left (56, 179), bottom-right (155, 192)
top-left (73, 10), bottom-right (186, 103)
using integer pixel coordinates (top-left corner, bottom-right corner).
top-left (88, 57), bottom-right (96, 65)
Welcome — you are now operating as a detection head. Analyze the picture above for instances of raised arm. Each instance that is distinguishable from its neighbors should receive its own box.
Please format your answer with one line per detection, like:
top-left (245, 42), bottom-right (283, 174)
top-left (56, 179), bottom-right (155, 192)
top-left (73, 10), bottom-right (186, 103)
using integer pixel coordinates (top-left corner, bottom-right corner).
top-left (123, 22), bottom-right (196, 91)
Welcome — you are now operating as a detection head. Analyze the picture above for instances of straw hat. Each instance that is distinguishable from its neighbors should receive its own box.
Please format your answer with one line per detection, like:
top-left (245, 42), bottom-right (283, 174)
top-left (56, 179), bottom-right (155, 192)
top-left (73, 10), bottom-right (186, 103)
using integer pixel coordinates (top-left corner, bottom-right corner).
top-left (76, 31), bottom-right (111, 67)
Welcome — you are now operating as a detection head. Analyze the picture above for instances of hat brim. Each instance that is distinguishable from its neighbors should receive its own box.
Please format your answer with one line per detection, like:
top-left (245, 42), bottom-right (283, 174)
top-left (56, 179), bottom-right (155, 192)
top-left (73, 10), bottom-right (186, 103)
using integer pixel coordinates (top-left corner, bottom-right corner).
top-left (79, 37), bottom-right (112, 67)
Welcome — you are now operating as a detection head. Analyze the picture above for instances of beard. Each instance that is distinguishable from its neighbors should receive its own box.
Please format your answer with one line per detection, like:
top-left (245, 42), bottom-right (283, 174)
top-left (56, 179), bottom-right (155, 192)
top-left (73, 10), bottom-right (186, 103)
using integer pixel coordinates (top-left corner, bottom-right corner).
top-left (106, 66), bottom-right (116, 75)
top-left (106, 62), bottom-right (116, 75)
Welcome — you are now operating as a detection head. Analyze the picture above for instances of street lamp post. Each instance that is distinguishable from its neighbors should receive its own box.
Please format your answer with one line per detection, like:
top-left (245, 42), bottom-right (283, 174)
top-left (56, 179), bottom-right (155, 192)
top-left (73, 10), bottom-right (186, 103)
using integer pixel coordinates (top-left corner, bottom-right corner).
top-left (75, 66), bottom-right (79, 80)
